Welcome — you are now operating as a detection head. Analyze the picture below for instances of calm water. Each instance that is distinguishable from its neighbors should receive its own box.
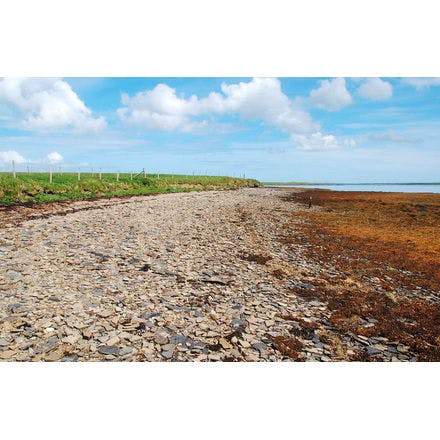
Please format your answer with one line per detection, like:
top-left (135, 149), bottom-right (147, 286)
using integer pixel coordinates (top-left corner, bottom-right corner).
top-left (265, 184), bottom-right (440, 193)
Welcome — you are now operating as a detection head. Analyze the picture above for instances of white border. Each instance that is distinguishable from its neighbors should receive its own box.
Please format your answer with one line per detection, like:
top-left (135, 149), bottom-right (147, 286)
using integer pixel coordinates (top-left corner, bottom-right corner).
top-left (1, 1), bottom-right (438, 438)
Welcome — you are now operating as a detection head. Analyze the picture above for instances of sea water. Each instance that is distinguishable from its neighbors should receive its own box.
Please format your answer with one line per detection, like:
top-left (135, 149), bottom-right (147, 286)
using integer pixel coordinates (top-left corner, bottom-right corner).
top-left (265, 184), bottom-right (440, 193)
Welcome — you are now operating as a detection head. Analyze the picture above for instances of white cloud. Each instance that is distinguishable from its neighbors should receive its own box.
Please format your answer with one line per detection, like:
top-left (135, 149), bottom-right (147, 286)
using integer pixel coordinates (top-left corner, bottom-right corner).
top-left (401, 77), bottom-right (440, 89)
top-left (0, 78), bottom-right (106, 132)
top-left (46, 151), bottom-right (63, 164)
top-left (308, 78), bottom-right (352, 111)
top-left (357, 78), bottom-right (393, 101)
top-left (0, 150), bottom-right (26, 163)
top-left (118, 78), bottom-right (316, 134)
top-left (292, 133), bottom-right (356, 151)
top-left (118, 78), bottom-right (353, 150)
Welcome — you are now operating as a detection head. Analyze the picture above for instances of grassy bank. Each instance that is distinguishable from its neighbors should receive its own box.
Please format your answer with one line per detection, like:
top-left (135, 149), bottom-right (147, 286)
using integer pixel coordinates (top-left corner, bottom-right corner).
top-left (0, 172), bottom-right (261, 204)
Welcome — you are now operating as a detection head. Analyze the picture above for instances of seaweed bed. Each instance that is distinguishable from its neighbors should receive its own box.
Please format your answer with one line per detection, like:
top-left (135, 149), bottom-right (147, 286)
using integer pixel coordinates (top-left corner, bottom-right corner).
top-left (281, 189), bottom-right (440, 361)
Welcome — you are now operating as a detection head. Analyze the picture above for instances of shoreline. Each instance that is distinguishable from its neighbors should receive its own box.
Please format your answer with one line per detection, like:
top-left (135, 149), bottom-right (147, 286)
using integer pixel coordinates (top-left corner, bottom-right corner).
top-left (0, 188), bottom-right (438, 361)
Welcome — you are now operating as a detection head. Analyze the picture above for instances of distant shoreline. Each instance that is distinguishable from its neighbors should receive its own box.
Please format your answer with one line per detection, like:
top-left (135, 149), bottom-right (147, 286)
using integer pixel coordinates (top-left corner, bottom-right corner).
top-left (263, 182), bottom-right (440, 186)
top-left (263, 182), bottom-right (440, 194)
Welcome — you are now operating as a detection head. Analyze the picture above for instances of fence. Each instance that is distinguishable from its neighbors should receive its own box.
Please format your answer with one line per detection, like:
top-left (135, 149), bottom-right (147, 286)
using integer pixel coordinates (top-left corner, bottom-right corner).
top-left (1, 161), bottom-right (247, 181)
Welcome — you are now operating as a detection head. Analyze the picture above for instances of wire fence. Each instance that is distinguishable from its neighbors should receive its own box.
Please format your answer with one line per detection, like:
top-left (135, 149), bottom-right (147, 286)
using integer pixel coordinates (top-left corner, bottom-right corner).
top-left (1, 161), bottom-right (247, 180)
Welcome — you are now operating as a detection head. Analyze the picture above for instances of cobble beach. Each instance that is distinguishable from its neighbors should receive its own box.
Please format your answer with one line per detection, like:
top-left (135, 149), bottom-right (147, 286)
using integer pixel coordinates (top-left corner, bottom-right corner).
top-left (0, 188), bottom-right (438, 361)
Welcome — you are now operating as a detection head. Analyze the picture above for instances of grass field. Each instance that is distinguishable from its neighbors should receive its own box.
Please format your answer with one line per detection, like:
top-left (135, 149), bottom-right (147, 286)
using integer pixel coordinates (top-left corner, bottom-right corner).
top-left (0, 172), bottom-right (261, 204)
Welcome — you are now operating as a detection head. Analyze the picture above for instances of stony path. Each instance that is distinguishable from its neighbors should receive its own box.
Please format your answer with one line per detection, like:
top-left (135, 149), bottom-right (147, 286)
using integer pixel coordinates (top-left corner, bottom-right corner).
top-left (0, 188), bottom-right (418, 361)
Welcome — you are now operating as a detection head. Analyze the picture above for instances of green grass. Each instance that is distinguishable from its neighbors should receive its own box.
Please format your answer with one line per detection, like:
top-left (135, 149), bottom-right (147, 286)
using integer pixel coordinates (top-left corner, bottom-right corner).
top-left (0, 172), bottom-right (261, 205)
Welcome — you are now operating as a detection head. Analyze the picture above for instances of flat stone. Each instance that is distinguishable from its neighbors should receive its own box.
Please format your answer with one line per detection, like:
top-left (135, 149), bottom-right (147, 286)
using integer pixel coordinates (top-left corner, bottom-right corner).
top-left (0, 339), bottom-right (10, 347)
top-left (45, 350), bottom-right (63, 361)
top-left (219, 338), bottom-right (232, 350)
top-left (366, 347), bottom-right (382, 356)
top-left (0, 350), bottom-right (15, 360)
top-left (60, 354), bottom-right (79, 362)
top-left (119, 347), bottom-right (133, 356)
top-left (98, 345), bottom-right (120, 356)
top-left (162, 348), bottom-right (174, 359)
top-left (98, 309), bottom-right (114, 318)
top-left (62, 335), bottom-right (80, 345)
top-left (154, 333), bottom-right (169, 345)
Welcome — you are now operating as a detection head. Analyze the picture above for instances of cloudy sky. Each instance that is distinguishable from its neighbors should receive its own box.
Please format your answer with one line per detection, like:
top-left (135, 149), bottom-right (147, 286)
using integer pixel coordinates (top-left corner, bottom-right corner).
top-left (0, 77), bottom-right (439, 182)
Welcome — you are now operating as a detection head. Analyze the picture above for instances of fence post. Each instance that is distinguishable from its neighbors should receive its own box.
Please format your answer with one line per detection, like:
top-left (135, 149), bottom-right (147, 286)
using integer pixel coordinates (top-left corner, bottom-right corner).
top-left (116, 172), bottom-right (119, 181)
top-left (78, 168), bottom-right (81, 181)
top-left (143, 168), bottom-right (146, 178)
top-left (99, 167), bottom-right (102, 180)
top-left (49, 165), bottom-right (53, 183)
top-left (130, 172), bottom-right (133, 180)
top-left (12, 160), bottom-right (16, 179)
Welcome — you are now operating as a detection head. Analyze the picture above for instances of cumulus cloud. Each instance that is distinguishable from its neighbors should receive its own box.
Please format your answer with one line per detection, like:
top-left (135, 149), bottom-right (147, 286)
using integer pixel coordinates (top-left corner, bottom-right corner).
top-left (46, 151), bottom-right (63, 164)
top-left (308, 78), bottom-right (352, 111)
top-left (357, 78), bottom-right (393, 101)
top-left (118, 78), bottom-right (353, 150)
top-left (0, 150), bottom-right (26, 163)
top-left (0, 78), bottom-right (106, 132)
top-left (401, 77), bottom-right (440, 89)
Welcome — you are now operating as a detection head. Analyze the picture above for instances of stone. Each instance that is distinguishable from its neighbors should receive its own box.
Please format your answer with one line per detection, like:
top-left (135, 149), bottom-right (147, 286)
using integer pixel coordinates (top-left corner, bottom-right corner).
top-left (219, 338), bottom-right (232, 350)
top-left (0, 339), bottom-right (10, 347)
top-left (62, 335), bottom-right (80, 345)
top-left (98, 345), bottom-right (120, 356)
top-left (366, 347), bottom-right (381, 356)
top-left (60, 354), bottom-right (79, 362)
top-left (45, 350), bottom-right (63, 361)
top-left (98, 309), bottom-right (114, 318)
top-left (119, 347), bottom-right (133, 356)
top-left (162, 348), bottom-right (174, 359)
top-left (154, 331), bottom-right (169, 345)
top-left (0, 350), bottom-right (15, 360)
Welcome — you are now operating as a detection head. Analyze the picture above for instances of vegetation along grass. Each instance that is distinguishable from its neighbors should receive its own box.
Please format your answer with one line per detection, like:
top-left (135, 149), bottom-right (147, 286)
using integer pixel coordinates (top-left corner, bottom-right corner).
top-left (0, 172), bottom-right (261, 205)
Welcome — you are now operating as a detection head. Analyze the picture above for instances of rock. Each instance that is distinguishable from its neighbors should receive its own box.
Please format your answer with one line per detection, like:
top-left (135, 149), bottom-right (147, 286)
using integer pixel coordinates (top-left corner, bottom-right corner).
top-left (294, 281), bottom-right (316, 291)
top-left (82, 328), bottom-right (94, 339)
top-left (239, 340), bottom-right (251, 348)
top-left (119, 347), bottom-right (133, 356)
top-left (45, 350), bottom-right (63, 361)
top-left (98, 345), bottom-right (120, 356)
top-left (154, 332), bottom-right (169, 345)
top-left (107, 336), bottom-right (120, 346)
top-left (60, 354), bottom-right (79, 362)
top-left (0, 339), bottom-right (10, 347)
top-left (162, 348), bottom-right (174, 359)
top-left (62, 335), bottom-right (80, 345)
top-left (98, 309), bottom-right (114, 318)
top-left (219, 338), bottom-right (232, 349)
top-left (118, 332), bottom-right (132, 340)
top-left (252, 342), bottom-right (266, 355)
top-left (366, 347), bottom-right (381, 356)
top-left (0, 350), bottom-right (15, 360)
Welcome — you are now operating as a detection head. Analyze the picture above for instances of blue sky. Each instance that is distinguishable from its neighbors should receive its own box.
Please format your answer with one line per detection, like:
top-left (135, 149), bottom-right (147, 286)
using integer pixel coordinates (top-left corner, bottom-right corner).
top-left (0, 77), bottom-right (439, 182)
